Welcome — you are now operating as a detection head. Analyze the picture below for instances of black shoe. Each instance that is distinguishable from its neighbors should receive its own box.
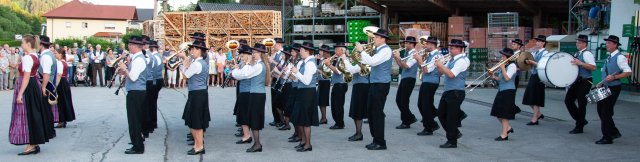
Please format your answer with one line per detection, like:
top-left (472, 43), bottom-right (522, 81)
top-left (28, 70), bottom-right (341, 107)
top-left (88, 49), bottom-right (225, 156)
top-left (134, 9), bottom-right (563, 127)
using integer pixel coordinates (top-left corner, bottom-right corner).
top-left (246, 146), bottom-right (263, 153)
top-left (457, 132), bottom-right (463, 139)
top-left (237, 128), bottom-right (242, 132)
top-left (348, 134), bottom-right (363, 141)
top-left (269, 122), bottom-right (277, 126)
top-left (366, 144), bottom-right (387, 150)
top-left (143, 132), bottom-right (149, 138)
top-left (17, 146), bottom-right (40, 156)
top-left (494, 136), bottom-right (509, 141)
top-left (236, 137), bottom-right (252, 144)
top-left (288, 137), bottom-right (301, 143)
top-left (508, 128), bottom-right (514, 134)
top-left (288, 134), bottom-right (297, 140)
top-left (187, 148), bottom-right (205, 155)
top-left (364, 120), bottom-right (369, 124)
top-left (295, 143), bottom-right (305, 149)
top-left (526, 121), bottom-right (539, 125)
top-left (235, 123), bottom-right (241, 127)
top-left (320, 120), bottom-right (328, 124)
top-left (296, 146), bottom-right (312, 152)
top-left (187, 136), bottom-right (194, 141)
top-left (417, 129), bottom-right (434, 136)
top-left (330, 125), bottom-right (345, 129)
top-left (234, 132), bottom-right (243, 137)
top-left (55, 123), bottom-right (67, 128)
top-left (538, 114), bottom-right (545, 120)
top-left (275, 123), bottom-right (285, 128)
top-left (395, 124), bottom-right (411, 129)
top-left (439, 142), bottom-right (457, 148)
top-left (124, 148), bottom-right (144, 154)
top-left (187, 141), bottom-right (195, 146)
top-left (569, 128), bottom-right (584, 134)
top-left (595, 138), bottom-right (613, 144)
top-left (612, 133), bottom-right (622, 139)
top-left (278, 126), bottom-right (291, 130)
top-left (365, 142), bottom-right (376, 149)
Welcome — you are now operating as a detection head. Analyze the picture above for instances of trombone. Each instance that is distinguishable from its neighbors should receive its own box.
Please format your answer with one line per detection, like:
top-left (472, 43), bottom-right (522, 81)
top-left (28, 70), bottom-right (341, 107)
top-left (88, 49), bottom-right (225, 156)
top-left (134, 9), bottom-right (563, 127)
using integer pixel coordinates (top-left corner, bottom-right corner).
top-left (465, 51), bottom-right (533, 94)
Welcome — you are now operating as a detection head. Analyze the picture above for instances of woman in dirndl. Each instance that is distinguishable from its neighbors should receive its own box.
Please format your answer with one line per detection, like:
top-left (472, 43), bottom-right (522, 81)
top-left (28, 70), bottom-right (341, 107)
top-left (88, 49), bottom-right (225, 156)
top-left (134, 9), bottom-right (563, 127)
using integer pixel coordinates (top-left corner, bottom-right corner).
top-left (54, 49), bottom-right (76, 128)
top-left (180, 40), bottom-right (211, 155)
top-left (9, 35), bottom-right (56, 155)
top-left (290, 42), bottom-right (319, 152)
top-left (489, 48), bottom-right (518, 141)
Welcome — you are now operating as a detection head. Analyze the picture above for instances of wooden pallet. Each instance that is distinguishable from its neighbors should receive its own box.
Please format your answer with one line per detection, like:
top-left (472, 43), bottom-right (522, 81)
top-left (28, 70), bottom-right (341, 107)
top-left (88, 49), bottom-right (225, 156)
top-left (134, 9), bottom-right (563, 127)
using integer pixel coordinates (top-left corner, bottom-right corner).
top-left (320, 13), bottom-right (333, 17)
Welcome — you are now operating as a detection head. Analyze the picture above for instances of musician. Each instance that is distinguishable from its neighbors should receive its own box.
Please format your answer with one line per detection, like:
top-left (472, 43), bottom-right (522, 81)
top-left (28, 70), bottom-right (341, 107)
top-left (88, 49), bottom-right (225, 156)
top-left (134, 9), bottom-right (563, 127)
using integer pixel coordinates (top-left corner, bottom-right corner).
top-left (54, 49), bottom-right (76, 128)
top-left (509, 39), bottom-right (524, 114)
top-left (284, 43), bottom-right (302, 141)
top-left (434, 39), bottom-right (470, 148)
top-left (233, 46), bottom-right (254, 143)
top-left (118, 36), bottom-right (148, 154)
top-left (275, 45), bottom-right (294, 131)
top-left (489, 48), bottom-right (518, 141)
top-left (139, 35), bottom-right (154, 138)
top-left (233, 39), bottom-right (249, 137)
top-left (268, 38), bottom-right (285, 127)
top-left (392, 36), bottom-right (419, 129)
top-left (523, 35), bottom-right (548, 125)
top-left (355, 28), bottom-right (392, 150)
top-left (414, 36), bottom-right (441, 136)
top-left (595, 35), bottom-right (632, 144)
top-left (317, 45), bottom-right (332, 124)
top-left (37, 35), bottom-right (58, 128)
top-left (146, 40), bottom-right (163, 135)
top-left (341, 43), bottom-right (369, 141)
top-left (178, 40), bottom-right (210, 155)
top-left (10, 35), bottom-right (55, 155)
top-left (322, 44), bottom-right (346, 129)
top-left (186, 32), bottom-right (206, 142)
top-left (289, 42), bottom-right (319, 152)
top-left (565, 35), bottom-right (596, 134)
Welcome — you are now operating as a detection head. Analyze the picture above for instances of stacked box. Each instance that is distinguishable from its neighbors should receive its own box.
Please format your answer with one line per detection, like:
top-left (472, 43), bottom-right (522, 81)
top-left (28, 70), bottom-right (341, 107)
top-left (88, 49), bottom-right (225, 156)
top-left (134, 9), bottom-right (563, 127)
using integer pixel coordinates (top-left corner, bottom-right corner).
top-left (469, 28), bottom-right (486, 48)
top-left (533, 28), bottom-right (559, 37)
top-left (448, 16), bottom-right (472, 46)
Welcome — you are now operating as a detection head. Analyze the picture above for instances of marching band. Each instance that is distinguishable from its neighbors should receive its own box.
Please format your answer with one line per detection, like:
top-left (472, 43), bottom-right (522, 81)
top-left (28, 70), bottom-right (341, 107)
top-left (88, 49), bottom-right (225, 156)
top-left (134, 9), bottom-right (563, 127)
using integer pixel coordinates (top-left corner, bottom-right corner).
top-left (7, 27), bottom-right (635, 155)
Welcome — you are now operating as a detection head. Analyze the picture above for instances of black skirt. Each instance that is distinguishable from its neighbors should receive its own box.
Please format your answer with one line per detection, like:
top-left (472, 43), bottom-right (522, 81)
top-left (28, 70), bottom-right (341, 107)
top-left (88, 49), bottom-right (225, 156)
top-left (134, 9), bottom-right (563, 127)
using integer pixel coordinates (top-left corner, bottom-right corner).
top-left (522, 74), bottom-right (545, 107)
top-left (291, 88), bottom-right (319, 126)
top-left (278, 82), bottom-right (291, 111)
top-left (10, 77), bottom-right (56, 145)
top-left (349, 83), bottom-right (370, 120)
top-left (491, 89), bottom-right (517, 120)
top-left (237, 92), bottom-right (251, 125)
top-left (55, 79), bottom-right (76, 122)
top-left (248, 93), bottom-right (266, 130)
top-left (317, 80), bottom-right (330, 107)
top-left (284, 86), bottom-right (297, 117)
top-left (183, 90), bottom-right (211, 129)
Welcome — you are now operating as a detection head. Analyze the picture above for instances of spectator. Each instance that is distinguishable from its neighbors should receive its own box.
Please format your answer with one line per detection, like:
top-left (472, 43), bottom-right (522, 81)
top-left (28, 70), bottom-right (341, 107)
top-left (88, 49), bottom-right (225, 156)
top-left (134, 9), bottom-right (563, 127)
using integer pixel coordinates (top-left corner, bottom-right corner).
top-left (215, 48), bottom-right (226, 87)
top-left (8, 48), bottom-right (21, 89)
top-left (0, 51), bottom-right (8, 90)
top-left (66, 47), bottom-right (76, 83)
top-left (163, 45), bottom-right (171, 86)
top-left (208, 47), bottom-right (217, 86)
top-left (91, 44), bottom-right (104, 87)
top-left (588, 0), bottom-right (601, 35)
top-left (105, 49), bottom-right (116, 86)
top-left (166, 50), bottom-right (178, 88)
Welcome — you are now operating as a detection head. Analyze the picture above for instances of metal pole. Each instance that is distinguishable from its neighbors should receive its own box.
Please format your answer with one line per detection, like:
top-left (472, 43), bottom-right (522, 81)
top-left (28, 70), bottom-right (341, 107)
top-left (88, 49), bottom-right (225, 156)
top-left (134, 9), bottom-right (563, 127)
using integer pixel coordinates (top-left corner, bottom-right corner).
top-left (568, 0), bottom-right (572, 34)
top-left (282, 0), bottom-right (285, 41)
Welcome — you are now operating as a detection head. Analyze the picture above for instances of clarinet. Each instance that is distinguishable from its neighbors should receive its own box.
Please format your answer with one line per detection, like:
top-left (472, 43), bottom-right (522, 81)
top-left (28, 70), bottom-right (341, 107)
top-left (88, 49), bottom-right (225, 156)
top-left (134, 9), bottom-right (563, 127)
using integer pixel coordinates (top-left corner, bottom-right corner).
top-left (271, 58), bottom-right (291, 90)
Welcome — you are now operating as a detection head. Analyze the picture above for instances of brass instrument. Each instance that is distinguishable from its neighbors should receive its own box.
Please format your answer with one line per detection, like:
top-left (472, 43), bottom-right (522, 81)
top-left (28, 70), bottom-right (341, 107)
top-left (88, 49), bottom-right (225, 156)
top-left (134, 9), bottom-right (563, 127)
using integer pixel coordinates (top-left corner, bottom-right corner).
top-left (348, 26), bottom-right (379, 76)
top-left (319, 57), bottom-right (333, 79)
top-left (221, 40), bottom-right (241, 88)
top-left (466, 51), bottom-right (534, 94)
top-left (107, 54), bottom-right (129, 88)
top-left (112, 59), bottom-right (129, 95)
top-left (335, 57), bottom-right (353, 82)
top-left (165, 42), bottom-right (193, 69)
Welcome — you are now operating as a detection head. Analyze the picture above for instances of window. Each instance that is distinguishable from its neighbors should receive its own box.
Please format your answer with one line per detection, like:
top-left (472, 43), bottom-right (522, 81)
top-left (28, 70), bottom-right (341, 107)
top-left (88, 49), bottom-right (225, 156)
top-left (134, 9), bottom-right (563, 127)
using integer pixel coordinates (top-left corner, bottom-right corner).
top-left (104, 23), bottom-right (115, 30)
top-left (65, 22), bottom-right (71, 28)
top-left (82, 22), bottom-right (88, 28)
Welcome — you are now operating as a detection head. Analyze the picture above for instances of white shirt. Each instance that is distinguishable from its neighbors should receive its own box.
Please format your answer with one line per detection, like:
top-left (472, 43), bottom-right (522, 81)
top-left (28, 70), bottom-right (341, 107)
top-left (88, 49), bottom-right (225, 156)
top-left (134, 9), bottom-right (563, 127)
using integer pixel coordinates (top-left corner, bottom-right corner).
top-left (295, 57), bottom-right (317, 85)
top-left (21, 53), bottom-right (37, 72)
top-left (40, 49), bottom-right (53, 74)
top-left (503, 63), bottom-right (517, 78)
top-left (578, 48), bottom-right (596, 66)
top-left (534, 48), bottom-right (548, 58)
top-left (605, 50), bottom-right (632, 73)
top-left (342, 57), bottom-right (361, 74)
top-left (66, 54), bottom-right (75, 66)
top-left (152, 52), bottom-right (162, 67)
top-left (216, 54), bottom-right (226, 64)
top-left (404, 49), bottom-right (417, 68)
top-left (449, 53), bottom-right (470, 77)
top-left (232, 60), bottom-right (263, 80)
top-left (182, 57), bottom-right (203, 78)
top-left (93, 50), bottom-right (104, 63)
top-left (128, 51), bottom-right (146, 81)
top-left (359, 44), bottom-right (392, 66)
top-left (424, 49), bottom-right (441, 73)
top-left (56, 60), bottom-right (63, 74)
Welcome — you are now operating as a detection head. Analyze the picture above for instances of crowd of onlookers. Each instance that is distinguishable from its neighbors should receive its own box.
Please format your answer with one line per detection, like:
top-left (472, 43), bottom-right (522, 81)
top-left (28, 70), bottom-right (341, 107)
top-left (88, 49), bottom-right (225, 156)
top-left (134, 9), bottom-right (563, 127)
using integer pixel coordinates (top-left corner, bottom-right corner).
top-left (577, 0), bottom-right (611, 35)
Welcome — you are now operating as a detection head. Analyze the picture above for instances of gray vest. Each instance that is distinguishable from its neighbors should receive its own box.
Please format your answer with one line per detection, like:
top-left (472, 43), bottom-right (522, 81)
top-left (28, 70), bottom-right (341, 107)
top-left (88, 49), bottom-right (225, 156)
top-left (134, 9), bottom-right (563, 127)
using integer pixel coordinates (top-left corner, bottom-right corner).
top-left (330, 59), bottom-right (345, 84)
top-left (401, 49), bottom-right (418, 79)
top-left (351, 73), bottom-right (369, 84)
top-left (249, 62), bottom-right (267, 93)
top-left (126, 54), bottom-right (147, 91)
top-left (188, 59), bottom-right (208, 91)
top-left (370, 45), bottom-right (392, 83)
top-left (38, 50), bottom-right (57, 82)
top-left (497, 63), bottom-right (516, 91)
top-left (531, 49), bottom-right (546, 75)
top-left (153, 52), bottom-right (163, 80)
top-left (145, 54), bottom-right (155, 84)
top-left (576, 50), bottom-right (593, 79)
top-left (422, 52), bottom-right (442, 84)
top-left (603, 52), bottom-right (623, 86)
top-left (299, 58), bottom-right (318, 88)
top-left (443, 55), bottom-right (468, 91)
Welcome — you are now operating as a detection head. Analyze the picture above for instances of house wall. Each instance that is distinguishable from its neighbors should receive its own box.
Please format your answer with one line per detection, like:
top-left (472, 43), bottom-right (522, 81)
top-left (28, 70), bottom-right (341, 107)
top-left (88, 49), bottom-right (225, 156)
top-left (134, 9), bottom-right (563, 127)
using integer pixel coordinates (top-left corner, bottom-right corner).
top-left (46, 18), bottom-right (130, 41)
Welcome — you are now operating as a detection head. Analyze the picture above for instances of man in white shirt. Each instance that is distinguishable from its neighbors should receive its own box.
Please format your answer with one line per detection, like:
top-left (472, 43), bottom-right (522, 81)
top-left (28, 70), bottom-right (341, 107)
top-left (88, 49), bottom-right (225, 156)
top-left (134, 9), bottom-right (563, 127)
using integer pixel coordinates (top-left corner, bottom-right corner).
top-left (118, 36), bottom-right (148, 154)
top-left (413, 36), bottom-right (442, 135)
top-left (92, 44), bottom-right (105, 87)
top-left (392, 36), bottom-right (419, 129)
top-left (565, 35), bottom-right (597, 134)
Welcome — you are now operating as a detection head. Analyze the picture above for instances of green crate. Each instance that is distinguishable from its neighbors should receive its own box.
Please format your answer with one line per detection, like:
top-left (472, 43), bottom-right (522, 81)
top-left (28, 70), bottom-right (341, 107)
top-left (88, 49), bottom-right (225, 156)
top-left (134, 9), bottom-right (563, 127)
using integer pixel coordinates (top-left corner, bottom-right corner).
top-left (560, 43), bottom-right (578, 54)
top-left (469, 48), bottom-right (488, 62)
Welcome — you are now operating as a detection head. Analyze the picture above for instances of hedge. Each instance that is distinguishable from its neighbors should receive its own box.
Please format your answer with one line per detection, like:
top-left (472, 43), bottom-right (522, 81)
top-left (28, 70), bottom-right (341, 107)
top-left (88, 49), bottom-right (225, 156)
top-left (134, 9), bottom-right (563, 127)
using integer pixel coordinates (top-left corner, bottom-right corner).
top-left (0, 39), bottom-right (22, 47)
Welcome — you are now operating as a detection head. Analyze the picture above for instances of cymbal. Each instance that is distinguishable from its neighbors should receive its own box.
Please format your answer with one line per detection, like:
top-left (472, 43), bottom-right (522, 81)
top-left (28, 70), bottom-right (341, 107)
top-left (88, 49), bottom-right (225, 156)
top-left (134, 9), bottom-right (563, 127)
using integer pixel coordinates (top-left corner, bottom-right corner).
top-left (516, 51), bottom-right (534, 71)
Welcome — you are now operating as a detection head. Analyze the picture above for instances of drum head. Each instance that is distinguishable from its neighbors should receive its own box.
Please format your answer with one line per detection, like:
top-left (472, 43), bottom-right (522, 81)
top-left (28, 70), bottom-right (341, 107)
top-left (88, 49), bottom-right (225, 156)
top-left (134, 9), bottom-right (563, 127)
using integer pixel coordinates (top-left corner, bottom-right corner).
top-left (537, 52), bottom-right (578, 87)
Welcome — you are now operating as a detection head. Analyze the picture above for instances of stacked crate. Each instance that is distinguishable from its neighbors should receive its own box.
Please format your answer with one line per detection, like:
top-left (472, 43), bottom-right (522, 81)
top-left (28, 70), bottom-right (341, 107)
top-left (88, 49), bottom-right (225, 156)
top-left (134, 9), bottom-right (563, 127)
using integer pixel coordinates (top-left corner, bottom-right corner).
top-left (533, 28), bottom-right (559, 37)
top-left (469, 28), bottom-right (486, 48)
top-left (447, 16), bottom-right (472, 45)
top-left (348, 20), bottom-right (371, 44)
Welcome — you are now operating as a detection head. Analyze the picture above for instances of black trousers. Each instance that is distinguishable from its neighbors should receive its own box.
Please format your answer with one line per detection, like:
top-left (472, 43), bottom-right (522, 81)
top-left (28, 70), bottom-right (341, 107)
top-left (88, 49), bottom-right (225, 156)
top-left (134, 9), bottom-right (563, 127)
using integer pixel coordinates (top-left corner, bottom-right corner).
top-left (143, 81), bottom-right (155, 134)
top-left (438, 90), bottom-right (465, 144)
top-left (270, 80), bottom-right (282, 123)
top-left (418, 82), bottom-right (439, 130)
top-left (565, 78), bottom-right (592, 127)
top-left (395, 78), bottom-right (417, 125)
top-left (597, 85), bottom-right (622, 140)
top-left (331, 83), bottom-right (348, 127)
top-left (368, 83), bottom-right (390, 146)
top-left (152, 79), bottom-right (163, 129)
top-left (126, 90), bottom-right (146, 150)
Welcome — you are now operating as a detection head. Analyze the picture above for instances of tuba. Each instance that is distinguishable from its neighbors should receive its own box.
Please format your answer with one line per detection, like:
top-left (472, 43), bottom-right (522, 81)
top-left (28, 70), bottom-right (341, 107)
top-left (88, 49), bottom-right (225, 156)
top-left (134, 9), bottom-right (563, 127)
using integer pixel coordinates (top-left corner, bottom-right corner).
top-left (349, 26), bottom-right (379, 76)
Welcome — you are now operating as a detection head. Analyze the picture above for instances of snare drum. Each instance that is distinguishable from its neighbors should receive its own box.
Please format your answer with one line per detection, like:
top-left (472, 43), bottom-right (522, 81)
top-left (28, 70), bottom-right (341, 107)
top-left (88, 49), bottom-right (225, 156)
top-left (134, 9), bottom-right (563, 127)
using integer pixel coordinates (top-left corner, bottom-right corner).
top-left (586, 86), bottom-right (612, 104)
top-left (537, 52), bottom-right (579, 88)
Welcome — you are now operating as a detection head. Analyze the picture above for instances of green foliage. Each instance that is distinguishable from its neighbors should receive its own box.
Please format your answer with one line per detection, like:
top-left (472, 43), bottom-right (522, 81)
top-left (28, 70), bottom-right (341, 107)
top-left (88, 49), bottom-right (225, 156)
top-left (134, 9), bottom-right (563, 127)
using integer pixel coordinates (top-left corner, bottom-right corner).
top-left (121, 29), bottom-right (143, 48)
top-left (55, 37), bottom-right (116, 49)
top-left (53, 38), bottom-right (83, 48)
top-left (177, 3), bottom-right (198, 11)
top-left (0, 5), bottom-right (39, 40)
top-left (0, 39), bottom-right (22, 47)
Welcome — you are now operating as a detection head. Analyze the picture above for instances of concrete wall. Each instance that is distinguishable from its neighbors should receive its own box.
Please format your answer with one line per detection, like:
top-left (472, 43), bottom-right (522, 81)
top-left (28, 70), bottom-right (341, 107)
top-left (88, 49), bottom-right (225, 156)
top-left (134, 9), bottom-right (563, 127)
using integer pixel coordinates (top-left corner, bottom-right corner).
top-left (46, 18), bottom-right (130, 42)
top-left (609, 0), bottom-right (640, 50)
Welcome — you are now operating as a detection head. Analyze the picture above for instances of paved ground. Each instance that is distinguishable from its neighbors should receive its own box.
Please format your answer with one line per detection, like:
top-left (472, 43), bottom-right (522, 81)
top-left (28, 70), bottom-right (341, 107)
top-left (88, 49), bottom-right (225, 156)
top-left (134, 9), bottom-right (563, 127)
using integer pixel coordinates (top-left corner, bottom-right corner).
top-left (0, 84), bottom-right (639, 162)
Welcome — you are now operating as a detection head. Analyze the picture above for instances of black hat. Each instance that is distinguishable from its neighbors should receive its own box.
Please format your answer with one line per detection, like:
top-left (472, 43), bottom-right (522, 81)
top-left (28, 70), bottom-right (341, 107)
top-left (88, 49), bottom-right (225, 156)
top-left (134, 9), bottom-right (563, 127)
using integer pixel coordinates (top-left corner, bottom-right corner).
top-left (274, 38), bottom-right (285, 43)
top-left (334, 42), bottom-right (348, 48)
top-left (282, 45), bottom-right (292, 55)
top-left (188, 40), bottom-right (207, 50)
top-left (192, 32), bottom-right (206, 41)
top-left (39, 35), bottom-right (51, 45)
top-left (141, 35), bottom-right (151, 44)
top-left (239, 39), bottom-right (248, 46)
top-left (128, 36), bottom-right (145, 45)
top-left (576, 35), bottom-right (589, 43)
top-left (511, 39), bottom-right (524, 46)
top-left (604, 35), bottom-right (621, 46)
top-left (319, 45), bottom-right (332, 53)
top-left (371, 28), bottom-right (389, 39)
top-left (300, 42), bottom-right (315, 51)
top-left (448, 39), bottom-right (467, 48)
top-left (533, 35), bottom-right (547, 42)
top-left (401, 36), bottom-right (418, 43)
top-left (148, 40), bottom-right (159, 48)
top-left (423, 36), bottom-right (438, 45)
top-left (251, 43), bottom-right (267, 53)
top-left (239, 45), bottom-right (252, 55)
top-left (291, 43), bottom-right (302, 51)
top-left (499, 48), bottom-right (514, 57)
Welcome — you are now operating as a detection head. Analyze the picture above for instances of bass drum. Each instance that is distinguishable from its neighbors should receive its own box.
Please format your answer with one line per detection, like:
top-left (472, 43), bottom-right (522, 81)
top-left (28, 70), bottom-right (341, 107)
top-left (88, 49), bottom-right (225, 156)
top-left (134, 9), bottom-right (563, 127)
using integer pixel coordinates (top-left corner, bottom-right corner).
top-left (537, 52), bottom-right (578, 88)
